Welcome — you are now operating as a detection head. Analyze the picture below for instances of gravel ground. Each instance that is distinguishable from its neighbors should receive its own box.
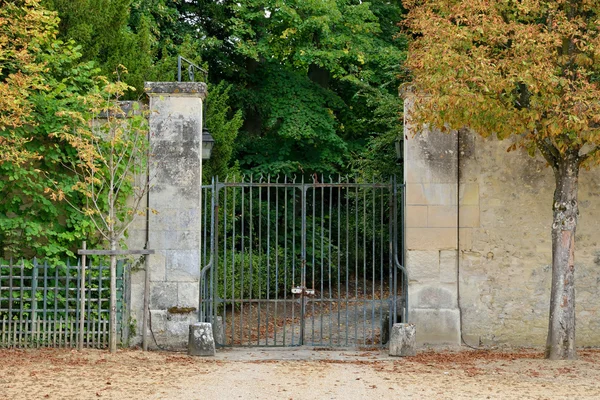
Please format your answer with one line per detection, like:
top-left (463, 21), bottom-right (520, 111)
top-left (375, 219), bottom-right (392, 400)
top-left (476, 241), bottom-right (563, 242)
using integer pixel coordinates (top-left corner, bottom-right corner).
top-left (1, 347), bottom-right (600, 399)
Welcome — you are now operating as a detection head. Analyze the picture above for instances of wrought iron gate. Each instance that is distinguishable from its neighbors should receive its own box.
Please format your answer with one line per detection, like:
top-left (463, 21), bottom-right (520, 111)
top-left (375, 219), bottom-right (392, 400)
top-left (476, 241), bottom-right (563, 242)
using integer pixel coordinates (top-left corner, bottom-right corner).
top-left (199, 176), bottom-right (406, 347)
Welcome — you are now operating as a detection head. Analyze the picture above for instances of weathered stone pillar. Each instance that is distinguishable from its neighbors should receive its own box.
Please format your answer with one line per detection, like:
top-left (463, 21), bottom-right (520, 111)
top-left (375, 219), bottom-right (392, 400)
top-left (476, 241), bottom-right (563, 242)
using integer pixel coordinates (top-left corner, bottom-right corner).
top-left (142, 82), bottom-right (207, 350)
top-left (403, 95), bottom-right (461, 346)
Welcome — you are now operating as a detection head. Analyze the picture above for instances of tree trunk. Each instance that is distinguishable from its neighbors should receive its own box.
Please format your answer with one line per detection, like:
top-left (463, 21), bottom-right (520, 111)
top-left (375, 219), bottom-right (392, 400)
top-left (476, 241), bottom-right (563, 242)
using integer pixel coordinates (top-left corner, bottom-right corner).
top-left (109, 240), bottom-right (117, 354)
top-left (545, 155), bottom-right (579, 360)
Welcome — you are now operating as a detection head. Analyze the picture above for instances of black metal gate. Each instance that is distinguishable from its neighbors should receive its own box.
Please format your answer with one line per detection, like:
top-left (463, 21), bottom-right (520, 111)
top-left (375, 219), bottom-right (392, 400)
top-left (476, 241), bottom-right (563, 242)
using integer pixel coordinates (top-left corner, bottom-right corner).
top-left (199, 176), bottom-right (406, 347)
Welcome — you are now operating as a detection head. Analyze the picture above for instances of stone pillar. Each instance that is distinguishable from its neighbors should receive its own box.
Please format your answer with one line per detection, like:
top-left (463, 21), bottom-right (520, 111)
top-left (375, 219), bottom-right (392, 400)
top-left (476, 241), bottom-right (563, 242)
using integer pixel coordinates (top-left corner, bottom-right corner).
top-left (142, 82), bottom-right (207, 350)
top-left (403, 96), bottom-right (461, 346)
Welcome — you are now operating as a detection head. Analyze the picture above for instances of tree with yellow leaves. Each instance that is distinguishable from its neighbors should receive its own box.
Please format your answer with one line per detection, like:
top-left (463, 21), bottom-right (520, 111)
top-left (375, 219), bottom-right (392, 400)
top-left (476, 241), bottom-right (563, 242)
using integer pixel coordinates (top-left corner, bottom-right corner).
top-left (404, 0), bottom-right (600, 360)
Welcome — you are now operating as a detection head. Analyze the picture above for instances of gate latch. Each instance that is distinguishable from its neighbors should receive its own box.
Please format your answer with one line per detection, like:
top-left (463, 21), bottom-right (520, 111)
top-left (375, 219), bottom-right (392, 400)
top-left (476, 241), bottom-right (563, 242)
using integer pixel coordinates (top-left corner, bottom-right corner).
top-left (291, 286), bottom-right (315, 296)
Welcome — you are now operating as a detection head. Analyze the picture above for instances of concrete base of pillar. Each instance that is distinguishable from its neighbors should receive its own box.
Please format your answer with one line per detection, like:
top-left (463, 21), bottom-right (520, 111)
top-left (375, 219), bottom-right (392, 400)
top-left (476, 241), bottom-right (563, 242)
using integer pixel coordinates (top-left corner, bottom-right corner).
top-left (389, 323), bottom-right (416, 357)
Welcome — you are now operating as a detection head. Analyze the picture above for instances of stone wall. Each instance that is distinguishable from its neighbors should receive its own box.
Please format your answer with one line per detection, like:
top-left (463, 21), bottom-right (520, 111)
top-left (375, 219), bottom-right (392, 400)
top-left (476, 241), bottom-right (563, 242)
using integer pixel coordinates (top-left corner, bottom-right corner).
top-left (458, 133), bottom-right (600, 347)
top-left (404, 98), bottom-right (600, 347)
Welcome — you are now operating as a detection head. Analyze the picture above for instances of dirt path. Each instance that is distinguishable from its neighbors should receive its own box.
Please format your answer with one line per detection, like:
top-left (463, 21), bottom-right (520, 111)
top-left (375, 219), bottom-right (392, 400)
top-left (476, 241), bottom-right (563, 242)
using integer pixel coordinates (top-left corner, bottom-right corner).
top-left (1, 347), bottom-right (600, 399)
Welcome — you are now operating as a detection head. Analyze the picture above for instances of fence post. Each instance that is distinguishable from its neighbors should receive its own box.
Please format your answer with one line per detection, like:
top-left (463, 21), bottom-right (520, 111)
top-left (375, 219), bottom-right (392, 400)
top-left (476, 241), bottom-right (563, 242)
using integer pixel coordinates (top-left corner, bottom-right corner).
top-left (78, 241), bottom-right (87, 350)
top-left (31, 261), bottom-right (39, 346)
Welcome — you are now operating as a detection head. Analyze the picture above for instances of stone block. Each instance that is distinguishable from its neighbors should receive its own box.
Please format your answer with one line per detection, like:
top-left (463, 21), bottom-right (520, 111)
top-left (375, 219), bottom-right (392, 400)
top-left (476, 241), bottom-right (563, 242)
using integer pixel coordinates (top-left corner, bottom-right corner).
top-left (460, 184), bottom-right (479, 206)
top-left (150, 282), bottom-right (178, 309)
top-left (459, 228), bottom-right (473, 251)
top-left (150, 208), bottom-right (179, 232)
top-left (178, 282), bottom-right (199, 308)
top-left (406, 184), bottom-right (426, 205)
top-left (389, 323), bottom-right (416, 357)
top-left (439, 250), bottom-right (458, 284)
top-left (405, 206), bottom-right (428, 228)
top-left (406, 250), bottom-right (439, 282)
top-left (405, 228), bottom-right (457, 250)
top-left (188, 323), bottom-right (216, 356)
top-left (166, 250), bottom-right (200, 282)
top-left (422, 184), bottom-right (458, 206)
top-left (408, 308), bottom-right (461, 346)
top-left (145, 81), bottom-right (207, 98)
top-left (410, 284), bottom-right (457, 309)
top-left (178, 209), bottom-right (201, 230)
top-left (405, 167), bottom-right (425, 184)
top-left (149, 230), bottom-right (199, 251)
top-left (148, 310), bottom-right (198, 351)
top-left (428, 206), bottom-right (458, 228)
top-left (459, 206), bottom-right (480, 228)
top-left (148, 251), bottom-right (166, 282)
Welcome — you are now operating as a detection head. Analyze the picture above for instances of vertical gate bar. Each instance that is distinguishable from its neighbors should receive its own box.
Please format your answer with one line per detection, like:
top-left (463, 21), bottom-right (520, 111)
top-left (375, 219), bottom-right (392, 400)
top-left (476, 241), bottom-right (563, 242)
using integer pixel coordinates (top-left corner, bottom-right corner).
top-left (75, 256), bottom-right (81, 348)
top-left (371, 181), bottom-right (376, 345)
top-left (203, 185), bottom-right (209, 286)
top-left (257, 177), bottom-right (262, 345)
top-left (19, 260), bottom-right (25, 346)
top-left (310, 182), bottom-right (316, 345)
top-left (200, 183), bottom-right (209, 323)
top-left (391, 177), bottom-right (398, 324)
top-left (211, 178), bottom-right (219, 327)
top-left (319, 178), bottom-right (325, 345)
top-left (8, 260), bottom-right (13, 347)
top-left (248, 176), bottom-right (254, 345)
top-left (97, 263), bottom-right (103, 347)
top-left (240, 180), bottom-right (245, 345)
top-left (1, 264), bottom-right (4, 346)
top-left (354, 184), bottom-right (359, 345)
top-left (283, 177), bottom-right (289, 346)
top-left (274, 180), bottom-right (280, 346)
top-left (298, 176), bottom-right (307, 345)
top-left (327, 179), bottom-right (333, 346)
top-left (222, 180), bottom-right (228, 346)
top-left (402, 182), bottom-right (408, 323)
top-left (207, 177), bottom-right (219, 324)
top-left (0, 263), bottom-right (3, 345)
top-left (362, 186), bottom-right (367, 346)
top-left (337, 179), bottom-right (342, 345)
top-left (265, 176), bottom-right (271, 346)
top-left (345, 181), bottom-right (350, 346)
top-left (291, 178), bottom-right (296, 345)
top-left (380, 184), bottom-right (385, 343)
top-left (53, 261), bottom-right (59, 347)
top-left (65, 260), bottom-right (70, 344)
top-left (231, 184), bottom-right (236, 346)
top-left (42, 261), bottom-right (48, 346)
top-left (87, 261), bottom-right (93, 348)
top-left (31, 260), bottom-right (38, 346)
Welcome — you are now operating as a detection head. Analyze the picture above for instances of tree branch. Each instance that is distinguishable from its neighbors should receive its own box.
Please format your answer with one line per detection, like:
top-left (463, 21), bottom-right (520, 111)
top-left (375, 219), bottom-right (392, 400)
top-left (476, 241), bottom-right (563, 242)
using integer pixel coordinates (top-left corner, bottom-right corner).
top-left (578, 145), bottom-right (600, 166)
top-left (535, 137), bottom-right (561, 170)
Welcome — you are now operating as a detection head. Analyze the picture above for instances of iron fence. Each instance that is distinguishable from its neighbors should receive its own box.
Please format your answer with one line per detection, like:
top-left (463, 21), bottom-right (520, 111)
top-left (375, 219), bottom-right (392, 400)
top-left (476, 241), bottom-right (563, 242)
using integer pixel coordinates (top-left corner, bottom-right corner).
top-left (200, 175), bottom-right (406, 347)
top-left (0, 259), bottom-right (129, 348)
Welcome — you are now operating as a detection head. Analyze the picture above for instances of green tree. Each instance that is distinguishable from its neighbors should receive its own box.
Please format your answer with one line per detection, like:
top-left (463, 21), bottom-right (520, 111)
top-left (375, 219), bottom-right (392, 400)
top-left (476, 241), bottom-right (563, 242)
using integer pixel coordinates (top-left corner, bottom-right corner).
top-left (203, 81), bottom-right (244, 181)
top-left (42, 0), bottom-right (182, 96)
top-left (180, 0), bottom-right (406, 176)
top-left (0, 0), bottom-right (103, 261)
top-left (404, 0), bottom-right (600, 359)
